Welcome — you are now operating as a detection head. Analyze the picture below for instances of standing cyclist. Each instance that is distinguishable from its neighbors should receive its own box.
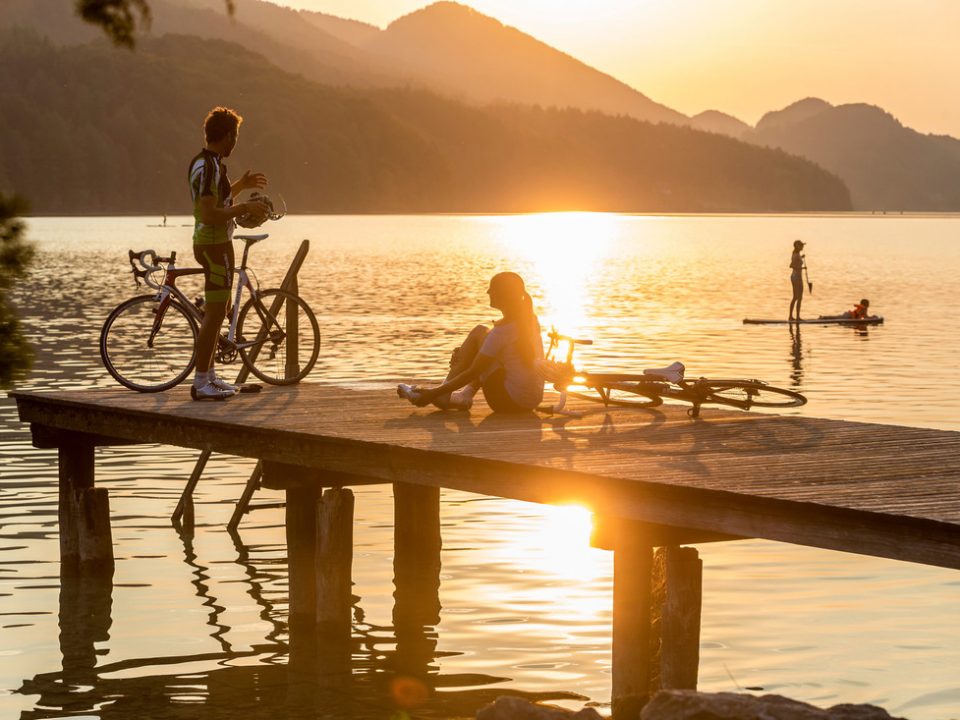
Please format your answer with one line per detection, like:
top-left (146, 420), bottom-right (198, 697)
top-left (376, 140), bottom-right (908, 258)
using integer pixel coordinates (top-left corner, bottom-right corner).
top-left (188, 106), bottom-right (268, 400)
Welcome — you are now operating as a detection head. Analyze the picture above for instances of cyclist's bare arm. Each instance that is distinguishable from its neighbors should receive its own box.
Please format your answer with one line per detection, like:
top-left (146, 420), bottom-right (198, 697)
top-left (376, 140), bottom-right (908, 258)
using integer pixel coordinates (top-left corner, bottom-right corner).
top-left (231, 170), bottom-right (267, 196)
top-left (197, 195), bottom-right (267, 226)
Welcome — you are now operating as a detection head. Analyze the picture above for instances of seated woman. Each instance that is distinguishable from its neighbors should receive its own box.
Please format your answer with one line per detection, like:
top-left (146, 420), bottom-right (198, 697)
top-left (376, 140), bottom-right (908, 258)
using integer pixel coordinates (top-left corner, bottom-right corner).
top-left (398, 272), bottom-right (544, 413)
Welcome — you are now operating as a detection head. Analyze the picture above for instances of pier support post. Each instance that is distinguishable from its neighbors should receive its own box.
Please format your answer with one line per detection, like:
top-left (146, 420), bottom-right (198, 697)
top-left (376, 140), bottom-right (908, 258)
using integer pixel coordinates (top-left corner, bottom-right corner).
top-left (286, 482), bottom-right (322, 626)
top-left (611, 532), bottom-right (653, 719)
top-left (58, 437), bottom-right (113, 575)
top-left (651, 546), bottom-right (702, 691)
top-left (262, 459), bottom-right (324, 662)
top-left (316, 487), bottom-right (354, 638)
top-left (392, 483), bottom-right (441, 678)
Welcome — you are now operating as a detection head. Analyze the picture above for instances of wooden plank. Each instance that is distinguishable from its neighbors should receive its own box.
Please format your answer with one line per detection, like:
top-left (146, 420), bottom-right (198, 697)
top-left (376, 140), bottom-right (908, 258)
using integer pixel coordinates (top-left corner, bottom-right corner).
top-left (12, 385), bottom-right (960, 569)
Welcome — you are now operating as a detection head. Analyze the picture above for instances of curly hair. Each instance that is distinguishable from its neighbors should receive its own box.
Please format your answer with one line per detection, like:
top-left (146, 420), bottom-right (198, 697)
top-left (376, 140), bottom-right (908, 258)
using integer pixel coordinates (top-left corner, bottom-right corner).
top-left (204, 106), bottom-right (243, 143)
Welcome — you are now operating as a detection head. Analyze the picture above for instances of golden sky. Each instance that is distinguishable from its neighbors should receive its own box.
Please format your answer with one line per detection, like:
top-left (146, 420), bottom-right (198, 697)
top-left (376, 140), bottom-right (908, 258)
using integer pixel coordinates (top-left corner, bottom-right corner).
top-left (277, 0), bottom-right (960, 137)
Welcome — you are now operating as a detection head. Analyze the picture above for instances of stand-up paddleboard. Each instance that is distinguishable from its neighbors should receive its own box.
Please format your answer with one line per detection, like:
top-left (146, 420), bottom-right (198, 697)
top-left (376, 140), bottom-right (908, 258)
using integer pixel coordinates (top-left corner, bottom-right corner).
top-left (743, 316), bottom-right (884, 325)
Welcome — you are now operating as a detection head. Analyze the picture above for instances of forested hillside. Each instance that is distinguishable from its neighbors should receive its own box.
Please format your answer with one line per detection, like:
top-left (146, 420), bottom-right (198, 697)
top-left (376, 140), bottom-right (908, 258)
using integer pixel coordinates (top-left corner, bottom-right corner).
top-left (0, 32), bottom-right (851, 214)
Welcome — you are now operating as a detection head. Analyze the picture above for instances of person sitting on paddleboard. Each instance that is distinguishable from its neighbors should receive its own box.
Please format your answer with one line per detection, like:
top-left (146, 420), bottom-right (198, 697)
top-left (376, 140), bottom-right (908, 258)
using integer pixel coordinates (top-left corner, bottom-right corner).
top-left (397, 272), bottom-right (545, 413)
top-left (819, 298), bottom-right (871, 321)
top-left (846, 298), bottom-right (871, 319)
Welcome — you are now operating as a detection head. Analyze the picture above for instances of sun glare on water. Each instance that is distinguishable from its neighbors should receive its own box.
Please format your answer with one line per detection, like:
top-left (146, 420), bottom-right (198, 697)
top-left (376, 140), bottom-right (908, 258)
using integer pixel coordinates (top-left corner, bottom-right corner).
top-left (519, 503), bottom-right (604, 583)
top-left (488, 212), bottom-right (620, 335)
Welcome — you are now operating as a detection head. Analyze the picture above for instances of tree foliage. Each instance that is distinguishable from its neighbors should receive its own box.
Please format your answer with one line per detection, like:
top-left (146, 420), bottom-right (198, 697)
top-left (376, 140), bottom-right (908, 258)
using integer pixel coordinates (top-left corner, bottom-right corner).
top-left (0, 193), bottom-right (35, 388)
top-left (75, 0), bottom-right (233, 47)
top-left (0, 31), bottom-right (851, 214)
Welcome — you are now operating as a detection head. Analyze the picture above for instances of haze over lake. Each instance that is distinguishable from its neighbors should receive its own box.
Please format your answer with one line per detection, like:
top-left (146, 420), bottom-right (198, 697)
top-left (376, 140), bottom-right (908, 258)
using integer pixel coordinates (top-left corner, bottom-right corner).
top-left (2, 214), bottom-right (958, 719)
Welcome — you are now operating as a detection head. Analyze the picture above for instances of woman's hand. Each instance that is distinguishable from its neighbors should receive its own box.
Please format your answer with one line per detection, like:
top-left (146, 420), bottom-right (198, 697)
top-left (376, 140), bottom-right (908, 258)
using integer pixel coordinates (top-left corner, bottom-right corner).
top-left (236, 170), bottom-right (267, 192)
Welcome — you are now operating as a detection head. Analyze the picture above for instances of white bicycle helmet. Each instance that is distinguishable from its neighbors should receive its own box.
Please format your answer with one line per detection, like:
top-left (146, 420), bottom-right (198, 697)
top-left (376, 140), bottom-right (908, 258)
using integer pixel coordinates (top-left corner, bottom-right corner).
top-left (236, 191), bottom-right (286, 228)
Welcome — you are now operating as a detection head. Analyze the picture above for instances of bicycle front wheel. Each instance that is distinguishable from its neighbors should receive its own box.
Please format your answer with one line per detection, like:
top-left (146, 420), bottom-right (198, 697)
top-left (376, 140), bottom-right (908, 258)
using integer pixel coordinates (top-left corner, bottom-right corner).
top-left (568, 374), bottom-right (664, 409)
top-left (699, 381), bottom-right (806, 410)
top-left (100, 295), bottom-right (198, 392)
top-left (237, 289), bottom-right (320, 385)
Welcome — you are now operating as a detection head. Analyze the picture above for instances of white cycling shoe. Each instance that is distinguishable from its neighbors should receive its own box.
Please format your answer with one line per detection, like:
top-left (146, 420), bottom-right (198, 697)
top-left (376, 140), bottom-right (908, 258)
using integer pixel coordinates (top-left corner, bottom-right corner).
top-left (210, 376), bottom-right (240, 394)
top-left (397, 383), bottom-right (422, 403)
top-left (191, 381), bottom-right (235, 401)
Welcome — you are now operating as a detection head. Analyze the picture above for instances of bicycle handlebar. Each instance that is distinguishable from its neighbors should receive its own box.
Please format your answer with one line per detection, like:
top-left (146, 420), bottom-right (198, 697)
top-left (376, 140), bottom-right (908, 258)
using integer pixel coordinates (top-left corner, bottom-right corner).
top-left (128, 249), bottom-right (177, 289)
top-left (547, 328), bottom-right (593, 346)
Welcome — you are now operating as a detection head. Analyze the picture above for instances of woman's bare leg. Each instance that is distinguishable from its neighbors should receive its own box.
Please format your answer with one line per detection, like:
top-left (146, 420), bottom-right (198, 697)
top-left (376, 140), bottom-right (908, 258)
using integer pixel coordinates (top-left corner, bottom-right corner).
top-left (433, 325), bottom-right (488, 409)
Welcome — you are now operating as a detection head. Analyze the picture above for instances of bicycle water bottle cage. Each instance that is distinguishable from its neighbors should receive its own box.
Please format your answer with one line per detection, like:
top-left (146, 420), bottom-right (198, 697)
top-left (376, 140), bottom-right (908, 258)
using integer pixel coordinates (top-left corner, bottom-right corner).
top-left (643, 362), bottom-right (685, 384)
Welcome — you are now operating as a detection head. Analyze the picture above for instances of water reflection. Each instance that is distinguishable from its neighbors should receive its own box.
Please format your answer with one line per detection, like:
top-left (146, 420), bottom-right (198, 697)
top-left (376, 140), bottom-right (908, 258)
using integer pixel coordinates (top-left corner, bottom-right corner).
top-left (18, 525), bottom-right (584, 720)
top-left (5, 215), bottom-right (960, 720)
top-left (789, 324), bottom-right (803, 387)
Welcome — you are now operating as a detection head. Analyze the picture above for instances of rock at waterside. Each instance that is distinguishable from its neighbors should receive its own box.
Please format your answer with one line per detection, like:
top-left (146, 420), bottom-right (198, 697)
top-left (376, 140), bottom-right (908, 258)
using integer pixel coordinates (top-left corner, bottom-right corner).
top-left (476, 696), bottom-right (603, 720)
top-left (640, 689), bottom-right (907, 720)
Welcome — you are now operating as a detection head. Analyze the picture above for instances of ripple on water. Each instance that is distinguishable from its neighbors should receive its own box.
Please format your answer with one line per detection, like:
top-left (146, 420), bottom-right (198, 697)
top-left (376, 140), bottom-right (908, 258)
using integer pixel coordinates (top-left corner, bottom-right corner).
top-left (1, 215), bottom-right (959, 720)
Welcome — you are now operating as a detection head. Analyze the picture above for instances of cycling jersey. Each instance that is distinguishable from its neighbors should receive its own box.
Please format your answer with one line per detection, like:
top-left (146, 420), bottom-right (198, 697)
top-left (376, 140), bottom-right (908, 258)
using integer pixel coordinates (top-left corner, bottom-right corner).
top-left (188, 148), bottom-right (233, 246)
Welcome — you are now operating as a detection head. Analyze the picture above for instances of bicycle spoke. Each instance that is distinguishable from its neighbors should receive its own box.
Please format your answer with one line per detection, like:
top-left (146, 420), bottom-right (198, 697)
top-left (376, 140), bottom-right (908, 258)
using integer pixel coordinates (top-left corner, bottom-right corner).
top-left (236, 289), bottom-right (320, 385)
top-left (100, 296), bottom-right (197, 392)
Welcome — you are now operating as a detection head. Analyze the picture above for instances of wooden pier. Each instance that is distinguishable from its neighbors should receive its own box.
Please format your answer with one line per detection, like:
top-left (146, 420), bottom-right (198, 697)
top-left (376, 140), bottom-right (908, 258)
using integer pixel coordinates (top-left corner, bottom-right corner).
top-left (12, 384), bottom-right (960, 715)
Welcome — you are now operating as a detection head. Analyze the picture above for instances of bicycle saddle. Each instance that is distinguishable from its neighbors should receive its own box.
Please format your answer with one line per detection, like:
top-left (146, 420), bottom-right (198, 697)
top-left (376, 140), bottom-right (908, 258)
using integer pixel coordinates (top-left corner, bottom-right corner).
top-left (235, 233), bottom-right (268, 244)
top-left (643, 361), bottom-right (685, 383)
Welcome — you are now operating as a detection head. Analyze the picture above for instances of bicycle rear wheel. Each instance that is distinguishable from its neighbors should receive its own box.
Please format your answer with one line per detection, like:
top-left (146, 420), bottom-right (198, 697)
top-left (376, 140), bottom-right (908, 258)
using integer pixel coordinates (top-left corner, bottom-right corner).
top-left (568, 374), bottom-right (664, 409)
top-left (100, 295), bottom-right (198, 392)
top-left (236, 289), bottom-right (320, 385)
top-left (700, 380), bottom-right (806, 410)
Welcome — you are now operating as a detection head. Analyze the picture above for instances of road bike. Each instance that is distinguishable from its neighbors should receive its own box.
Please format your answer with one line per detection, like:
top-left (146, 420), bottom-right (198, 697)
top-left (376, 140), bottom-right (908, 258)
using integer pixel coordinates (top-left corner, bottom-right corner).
top-left (100, 233), bottom-right (320, 392)
top-left (537, 329), bottom-right (806, 418)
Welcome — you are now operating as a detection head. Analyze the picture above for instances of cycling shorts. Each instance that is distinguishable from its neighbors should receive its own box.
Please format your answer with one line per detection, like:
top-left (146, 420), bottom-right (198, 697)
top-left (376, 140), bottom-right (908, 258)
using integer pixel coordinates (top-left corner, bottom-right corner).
top-left (193, 242), bottom-right (234, 304)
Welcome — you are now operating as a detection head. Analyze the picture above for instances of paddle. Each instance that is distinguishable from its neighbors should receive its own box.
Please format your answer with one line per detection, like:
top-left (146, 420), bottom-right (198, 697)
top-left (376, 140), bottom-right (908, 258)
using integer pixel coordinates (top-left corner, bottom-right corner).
top-left (802, 255), bottom-right (813, 293)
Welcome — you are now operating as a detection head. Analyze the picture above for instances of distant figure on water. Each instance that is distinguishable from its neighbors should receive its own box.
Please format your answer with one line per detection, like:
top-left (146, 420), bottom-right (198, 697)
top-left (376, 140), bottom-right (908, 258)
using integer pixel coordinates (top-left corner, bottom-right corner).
top-left (188, 106), bottom-right (268, 401)
top-left (397, 272), bottom-right (545, 413)
top-left (162, 214), bottom-right (167, 227)
top-left (820, 298), bottom-right (872, 321)
top-left (789, 239), bottom-right (806, 321)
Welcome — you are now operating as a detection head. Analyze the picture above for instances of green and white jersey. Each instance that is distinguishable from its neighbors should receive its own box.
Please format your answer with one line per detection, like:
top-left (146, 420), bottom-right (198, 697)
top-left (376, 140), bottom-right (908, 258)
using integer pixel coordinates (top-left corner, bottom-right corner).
top-left (188, 148), bottom-right (233, 246)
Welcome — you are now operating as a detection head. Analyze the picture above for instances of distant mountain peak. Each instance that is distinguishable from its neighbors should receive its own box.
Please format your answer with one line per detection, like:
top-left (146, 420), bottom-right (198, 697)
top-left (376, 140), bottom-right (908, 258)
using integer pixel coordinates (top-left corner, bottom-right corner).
top-left (373, 0), bottom-right (687, 126)
top-left (756, 97), bottom-right (833, 132)
top-left (691, 110), bottom-right (751, 138)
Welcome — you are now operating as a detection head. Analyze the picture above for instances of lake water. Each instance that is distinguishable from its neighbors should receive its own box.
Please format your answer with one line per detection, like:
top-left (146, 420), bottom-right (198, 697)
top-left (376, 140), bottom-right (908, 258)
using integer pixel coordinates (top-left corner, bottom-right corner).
top-left (2, 214), bottom-right (959, 720)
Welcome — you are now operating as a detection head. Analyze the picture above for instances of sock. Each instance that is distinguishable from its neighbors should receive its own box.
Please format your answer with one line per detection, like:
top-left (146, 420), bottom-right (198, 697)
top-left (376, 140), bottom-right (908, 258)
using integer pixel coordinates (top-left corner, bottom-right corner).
top-left (193, 369), bottom-right (211, 387)
top-left (451, 385), bottom-right (478, 403)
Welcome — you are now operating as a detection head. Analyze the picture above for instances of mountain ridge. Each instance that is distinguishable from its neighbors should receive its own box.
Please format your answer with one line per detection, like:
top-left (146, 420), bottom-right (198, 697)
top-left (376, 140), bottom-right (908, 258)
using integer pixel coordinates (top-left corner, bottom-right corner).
top-left (0, 31), bottom-right (851, 214)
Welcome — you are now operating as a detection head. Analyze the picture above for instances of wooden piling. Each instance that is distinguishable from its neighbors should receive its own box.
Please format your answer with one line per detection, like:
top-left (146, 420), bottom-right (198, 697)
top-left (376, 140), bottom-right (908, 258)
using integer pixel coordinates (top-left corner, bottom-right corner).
top-left (285, 273), bottom-right (300, 380)
top-left (58, 438), bottom-right (98, 574)
top-left (651, 546), bottom-right (702, 690)
top-left (316, 487), bottom-right (354, 638)
top-left (611, 531), bottom-right (653, 718)
top-left (393, 482), bottom-right (441, 627)
top-left (392, 482), bottom-right (442, 677)
top-left (285, 482), bottom-right (321, 625)
top-left (77, 487), bottom-right (114, 575)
